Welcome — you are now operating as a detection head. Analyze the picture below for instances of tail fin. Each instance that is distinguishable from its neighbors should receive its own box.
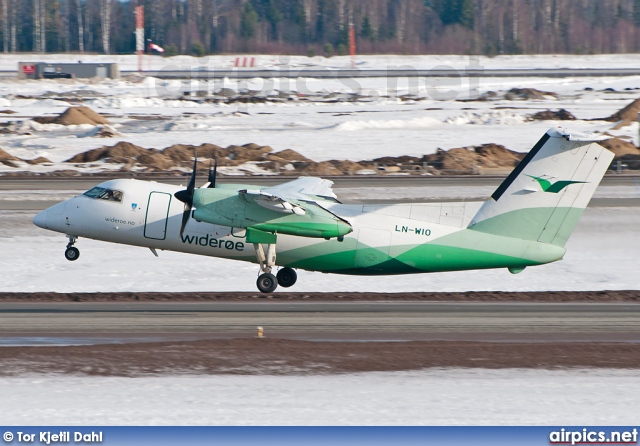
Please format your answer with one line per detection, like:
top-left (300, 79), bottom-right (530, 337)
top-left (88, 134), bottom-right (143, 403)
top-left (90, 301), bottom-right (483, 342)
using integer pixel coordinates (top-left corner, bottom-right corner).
top-left (469, 127), bottom-right (614, 247)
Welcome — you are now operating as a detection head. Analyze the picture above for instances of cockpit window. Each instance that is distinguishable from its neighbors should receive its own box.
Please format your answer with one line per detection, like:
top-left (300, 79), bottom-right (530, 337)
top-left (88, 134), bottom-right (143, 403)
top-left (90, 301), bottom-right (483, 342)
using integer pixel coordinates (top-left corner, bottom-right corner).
top-left (83, 187), bottom-right (123, 203)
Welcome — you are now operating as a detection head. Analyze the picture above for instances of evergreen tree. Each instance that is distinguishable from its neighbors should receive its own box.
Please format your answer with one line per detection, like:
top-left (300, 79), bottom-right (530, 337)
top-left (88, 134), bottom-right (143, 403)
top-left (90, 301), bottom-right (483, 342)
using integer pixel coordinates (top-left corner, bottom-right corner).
top-left (4, 0), bottom-right (640, 57)
top-left (434, 0), bottom-right (474, 28)
top-left (460, 0), bottom-right (474, 29)
top-left (360, 16), bottom-right (374, 41)
top-left (241, 2), bottom-right (258, 39)
top-left (266, 0), bottom-right (282, 39)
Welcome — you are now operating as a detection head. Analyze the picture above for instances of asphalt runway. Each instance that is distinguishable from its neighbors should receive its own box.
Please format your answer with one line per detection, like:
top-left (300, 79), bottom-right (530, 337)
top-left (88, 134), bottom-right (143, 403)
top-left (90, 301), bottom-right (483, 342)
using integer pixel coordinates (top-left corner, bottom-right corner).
top-left (1, 301), bottom-right (639, 344)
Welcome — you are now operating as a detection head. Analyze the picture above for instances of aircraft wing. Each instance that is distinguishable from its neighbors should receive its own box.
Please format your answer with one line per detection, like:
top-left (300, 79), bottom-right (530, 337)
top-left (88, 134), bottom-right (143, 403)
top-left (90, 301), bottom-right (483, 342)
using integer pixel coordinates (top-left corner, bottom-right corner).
top-left (238, 177), bottom-right (338, 216)
top-left (259, 177), bottom-right (338, 201)
top-left (238, 189), bottom-right (307, 215)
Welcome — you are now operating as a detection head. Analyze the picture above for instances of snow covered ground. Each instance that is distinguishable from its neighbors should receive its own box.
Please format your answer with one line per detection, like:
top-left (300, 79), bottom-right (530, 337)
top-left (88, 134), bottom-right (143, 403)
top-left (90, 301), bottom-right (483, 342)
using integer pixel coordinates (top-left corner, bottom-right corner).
top-left (6, 53), bottom-right (640, 72)
top-left (1, 368), bottom-right (639, 425)
top-left (1, 54), bottom-right (640, 172)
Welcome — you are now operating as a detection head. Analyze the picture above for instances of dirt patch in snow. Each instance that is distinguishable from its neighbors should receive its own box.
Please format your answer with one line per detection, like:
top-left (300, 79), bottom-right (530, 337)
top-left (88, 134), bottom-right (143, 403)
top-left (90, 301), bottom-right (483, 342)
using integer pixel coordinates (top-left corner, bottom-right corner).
top-left (61, 141), bottom-right (366, 174)
top-left (605, 98), bottom-right (640, 129)
top-left (33, 106), bottom-right (110, 126)
top-left (417, 143), bottom-right (524, 174)
top-left (0, 148), bottom-right (52, 167)
top-left (1, 131), bottom-right (635, 176)
top-left (600, 138), bottom-right (640, 157)
top-left (529, 109), bottom-right (576, 120)
top-left (0, 290), bottom-right (638, 303)
top-left (0, 338), bottom-right (638, 376)
top-left (504, 88), bottom-right (558, 100)
top-left (65, 141), bottom-right (147, 163)
top-left (0, 147), bottom-right (19, 166)
top-left (266, 149), bottom-right (312, 163)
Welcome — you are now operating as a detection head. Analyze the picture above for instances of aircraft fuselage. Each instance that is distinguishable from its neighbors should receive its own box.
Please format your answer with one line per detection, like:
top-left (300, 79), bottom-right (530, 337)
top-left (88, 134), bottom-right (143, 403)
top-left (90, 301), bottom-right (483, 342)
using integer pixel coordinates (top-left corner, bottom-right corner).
top-left (33, 178), bottom-right (564, 277)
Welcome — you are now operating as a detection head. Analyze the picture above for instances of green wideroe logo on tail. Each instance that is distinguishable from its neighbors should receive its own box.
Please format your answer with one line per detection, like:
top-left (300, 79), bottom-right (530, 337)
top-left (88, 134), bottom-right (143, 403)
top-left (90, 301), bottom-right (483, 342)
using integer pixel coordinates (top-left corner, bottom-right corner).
top-left (526, 175), bottom-right (587, 193)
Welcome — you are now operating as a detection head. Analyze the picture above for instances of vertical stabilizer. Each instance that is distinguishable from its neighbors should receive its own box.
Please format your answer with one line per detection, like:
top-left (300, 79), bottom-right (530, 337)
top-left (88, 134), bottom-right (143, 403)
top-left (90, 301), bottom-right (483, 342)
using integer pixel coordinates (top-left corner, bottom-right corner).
top-left (469, 127), bottom-right (614, 247)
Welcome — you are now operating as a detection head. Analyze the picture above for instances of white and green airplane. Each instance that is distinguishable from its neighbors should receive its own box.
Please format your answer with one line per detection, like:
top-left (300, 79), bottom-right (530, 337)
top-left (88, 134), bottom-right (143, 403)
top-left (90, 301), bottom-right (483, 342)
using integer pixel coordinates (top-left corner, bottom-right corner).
top-left (33, 127), bottom-right (614, 293)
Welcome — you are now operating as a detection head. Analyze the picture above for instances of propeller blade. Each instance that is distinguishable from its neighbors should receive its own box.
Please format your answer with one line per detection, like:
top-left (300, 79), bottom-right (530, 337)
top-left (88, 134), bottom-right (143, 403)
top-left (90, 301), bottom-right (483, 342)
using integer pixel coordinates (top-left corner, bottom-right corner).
top-left (174, 152), bottom-right (198, 235)
top-left (207, 156), bottom-right (218, 188)
top-left (186, 152), bottom-right (198, 195)
top-left (179, 208), bottom-right (190, 236)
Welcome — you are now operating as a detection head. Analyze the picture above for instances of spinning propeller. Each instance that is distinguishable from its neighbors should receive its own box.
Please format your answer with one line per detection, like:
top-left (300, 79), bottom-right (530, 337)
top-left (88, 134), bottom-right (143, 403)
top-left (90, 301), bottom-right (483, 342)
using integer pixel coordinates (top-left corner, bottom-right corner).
top-left (174, 154), bottom-right (218, 236)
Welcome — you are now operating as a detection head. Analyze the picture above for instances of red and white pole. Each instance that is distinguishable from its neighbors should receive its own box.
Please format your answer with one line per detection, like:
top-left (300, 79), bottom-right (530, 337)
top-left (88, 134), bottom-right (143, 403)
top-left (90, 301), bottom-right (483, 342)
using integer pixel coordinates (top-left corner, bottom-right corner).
top-left (349, 22), bottom-right (356, 69)
top-left (135, 6), bottom-right (144, 72)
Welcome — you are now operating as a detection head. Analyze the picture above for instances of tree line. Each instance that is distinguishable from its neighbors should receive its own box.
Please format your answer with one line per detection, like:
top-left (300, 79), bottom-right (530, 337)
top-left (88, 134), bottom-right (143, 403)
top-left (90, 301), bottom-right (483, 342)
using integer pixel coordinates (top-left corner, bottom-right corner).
top-left (3, 0), bottom-right (640, 56)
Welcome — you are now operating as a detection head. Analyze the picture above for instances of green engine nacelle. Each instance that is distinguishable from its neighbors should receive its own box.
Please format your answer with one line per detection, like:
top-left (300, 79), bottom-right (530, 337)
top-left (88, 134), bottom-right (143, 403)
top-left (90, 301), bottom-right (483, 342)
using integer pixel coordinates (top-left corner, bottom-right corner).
top-left (192, 187), bottom-right (352, 239)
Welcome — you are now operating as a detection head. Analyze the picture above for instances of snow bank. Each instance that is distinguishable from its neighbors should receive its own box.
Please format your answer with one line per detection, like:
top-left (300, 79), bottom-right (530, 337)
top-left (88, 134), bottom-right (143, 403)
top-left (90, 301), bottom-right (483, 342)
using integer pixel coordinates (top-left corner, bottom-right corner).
top-left (331, 116), bottom-right (441, 131)
top-left (9, 98), bottom-right (72, 108)
top-left (162, 113), bottom-right (248, 131)
top-left (17, 120), bottom-right (96, 133)
top-left (445, 110), bottom-right (528, 125)
top-left (87, 97), bottom-right (201, 109)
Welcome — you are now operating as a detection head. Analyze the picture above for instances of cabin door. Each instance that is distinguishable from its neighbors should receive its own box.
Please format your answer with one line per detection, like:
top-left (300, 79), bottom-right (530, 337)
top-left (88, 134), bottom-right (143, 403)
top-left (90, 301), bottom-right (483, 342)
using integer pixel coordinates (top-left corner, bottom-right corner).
top-left (144, 192), bottom-right (172, 240)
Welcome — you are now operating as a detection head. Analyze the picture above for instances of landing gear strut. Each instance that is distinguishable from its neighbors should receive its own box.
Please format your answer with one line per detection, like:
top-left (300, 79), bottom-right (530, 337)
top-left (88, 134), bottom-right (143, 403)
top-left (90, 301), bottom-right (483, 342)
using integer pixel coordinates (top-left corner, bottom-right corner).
top-left (253, 243), bottom-right (298, 293)
top-left (254, 243), bottom-right (277, 293)
top-left (64, 235), bottom-right (79, 261)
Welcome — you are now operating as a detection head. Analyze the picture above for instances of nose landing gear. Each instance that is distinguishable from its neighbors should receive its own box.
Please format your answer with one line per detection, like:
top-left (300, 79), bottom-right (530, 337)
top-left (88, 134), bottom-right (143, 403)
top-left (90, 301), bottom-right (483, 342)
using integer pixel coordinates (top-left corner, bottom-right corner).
top-left (64, 235), bottom-right (80, 261)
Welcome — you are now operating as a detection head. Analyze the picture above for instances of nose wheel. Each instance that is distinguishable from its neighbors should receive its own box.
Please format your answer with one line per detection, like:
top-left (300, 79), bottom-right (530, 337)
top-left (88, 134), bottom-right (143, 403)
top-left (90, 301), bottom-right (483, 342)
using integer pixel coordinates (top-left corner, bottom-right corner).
top-left (64, 235), bottom-right (80, 261)
top-left (64, 247), bottom-right (80, 261)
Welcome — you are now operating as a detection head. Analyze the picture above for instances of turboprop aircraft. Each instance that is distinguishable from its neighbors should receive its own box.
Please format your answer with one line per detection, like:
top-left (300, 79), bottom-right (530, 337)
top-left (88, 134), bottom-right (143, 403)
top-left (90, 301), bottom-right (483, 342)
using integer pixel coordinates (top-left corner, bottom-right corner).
top-left (33, 127), bottom-right (614, 293)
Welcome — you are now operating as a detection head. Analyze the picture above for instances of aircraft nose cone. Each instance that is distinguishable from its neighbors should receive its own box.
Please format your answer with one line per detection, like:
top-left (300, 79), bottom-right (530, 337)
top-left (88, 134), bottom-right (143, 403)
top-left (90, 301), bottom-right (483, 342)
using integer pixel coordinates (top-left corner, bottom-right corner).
top-left (32, 209), bottom-right (48, 229)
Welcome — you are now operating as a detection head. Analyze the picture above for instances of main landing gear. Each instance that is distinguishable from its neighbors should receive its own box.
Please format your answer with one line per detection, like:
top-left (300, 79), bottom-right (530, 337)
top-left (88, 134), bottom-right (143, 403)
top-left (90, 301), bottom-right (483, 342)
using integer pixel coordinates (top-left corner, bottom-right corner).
top-left (253, 242), bottom-right (297, 294)
top-left (64, 235), bottom-right (80, 261)
top-left (276, 267), bottom-right (297, 288)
